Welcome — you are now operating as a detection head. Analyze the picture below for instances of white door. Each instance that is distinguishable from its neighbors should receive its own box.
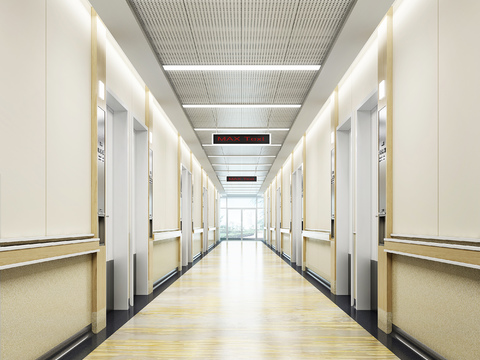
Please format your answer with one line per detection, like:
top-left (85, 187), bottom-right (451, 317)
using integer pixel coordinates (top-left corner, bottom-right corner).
top-left (292, 167), bottom-right (303, 266)
top-left (203, 187), bottom-right (208, 253)
top-left (133, 119), bottom-right (149, 296)
top-left (336, 118), bottom-right (353, 298)
top-left (181, 167), bottom-right (192, 266)
top-left (276, 188), bottom-right (281, 252)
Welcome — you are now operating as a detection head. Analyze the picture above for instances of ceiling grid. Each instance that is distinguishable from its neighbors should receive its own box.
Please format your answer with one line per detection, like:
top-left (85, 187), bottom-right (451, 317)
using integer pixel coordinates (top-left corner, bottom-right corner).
top-left (128, 0), bottom-right (355, 194)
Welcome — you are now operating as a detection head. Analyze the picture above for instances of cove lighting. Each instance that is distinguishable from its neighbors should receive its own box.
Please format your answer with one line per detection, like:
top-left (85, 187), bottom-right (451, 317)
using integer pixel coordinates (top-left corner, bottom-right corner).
top-left (183, 104), bottom-right (300, 109)
top-left (379, 80), bottom-right (386, 100)
top-left (98, 80), bottom-right (105, 100)
top-left (195, 128), bottom-right (289, 131)
top-left (164, 65), bottom-right (320, 71)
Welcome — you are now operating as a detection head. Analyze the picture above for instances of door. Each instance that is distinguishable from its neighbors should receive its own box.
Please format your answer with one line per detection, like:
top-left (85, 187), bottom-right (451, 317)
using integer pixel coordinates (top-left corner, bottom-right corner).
top-left (276, 188), bottom-right (281, 252)
top-left (292, 167), bottom-right (303, 266)
top-left (203, 187), bottom-right (208, 253)
top-left (133, 119), bottom-right (148, 296)
top-left (227, 209), bottom-right (241, 240)
top-left (242, 209), bottom-right (256, 240)
top-left (336, 118), bottom-right (352, 298)
top-left (105, 97), bottom-right (130, 311)
top-left (181, 167), bottom-right (192, 266)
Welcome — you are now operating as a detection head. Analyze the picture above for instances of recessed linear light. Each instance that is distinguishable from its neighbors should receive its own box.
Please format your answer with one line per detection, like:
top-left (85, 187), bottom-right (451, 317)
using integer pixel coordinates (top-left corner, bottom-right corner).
top-left (212, 164), bottom-right (272, 166)
top-left (164, 65), bottom-right (320, 71)
top-left (208, 155), bottom-right (275, 158)
top-left (184, 104), bottom-right (300, 109)
top-left (203, 144), bottom-right (282, 147)
top-left (196, 128), bottom-right (289, 131)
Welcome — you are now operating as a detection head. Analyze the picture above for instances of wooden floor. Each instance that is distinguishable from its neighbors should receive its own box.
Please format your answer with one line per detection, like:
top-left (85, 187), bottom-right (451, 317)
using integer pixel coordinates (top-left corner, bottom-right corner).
top-left (86, 241), bottom-right (398, 359)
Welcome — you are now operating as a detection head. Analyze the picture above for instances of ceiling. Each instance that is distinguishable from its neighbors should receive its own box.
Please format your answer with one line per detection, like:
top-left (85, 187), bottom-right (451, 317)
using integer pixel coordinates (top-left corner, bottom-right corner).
top-left (90, 0), bottom-right (394, 195)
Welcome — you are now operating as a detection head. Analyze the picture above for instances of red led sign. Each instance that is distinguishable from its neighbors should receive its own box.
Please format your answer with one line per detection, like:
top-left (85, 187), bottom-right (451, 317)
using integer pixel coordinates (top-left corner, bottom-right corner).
top-left (227, 176), bottom-right (257, 182)
top-left (213, 134), bottom-right (270, 145)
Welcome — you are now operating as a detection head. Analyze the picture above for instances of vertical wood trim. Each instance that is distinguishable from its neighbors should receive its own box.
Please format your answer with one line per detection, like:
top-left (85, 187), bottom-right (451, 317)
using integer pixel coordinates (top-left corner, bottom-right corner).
top-left (91, 9), bottom-right (106, 334)
top-left (377, 7), bottom-right (393, 334)
top-left (331, 88), bottom-right (339, 294)
top-left (145, 87), bottom-right (153, 294)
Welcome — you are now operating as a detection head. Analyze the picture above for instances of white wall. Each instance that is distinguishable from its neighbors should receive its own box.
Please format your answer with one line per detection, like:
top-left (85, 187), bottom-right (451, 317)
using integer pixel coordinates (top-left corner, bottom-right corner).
top-left (46, 0), bottom-right (91, 235)
top-left (305, 101), bottom-right (332, 230)
top-left (0, 0), bottom-right (46, 238)
top-left (392, 0), bottom-right (438, 236)
top-left (151, 100), bottom-right (179, 230)
top-left (438, 0), bottom-right (480, 238)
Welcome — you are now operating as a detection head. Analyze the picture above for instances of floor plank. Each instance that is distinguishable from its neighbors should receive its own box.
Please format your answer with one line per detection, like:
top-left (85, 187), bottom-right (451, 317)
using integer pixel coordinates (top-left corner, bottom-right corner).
top-left (86, 241), bottom-right (398, 359)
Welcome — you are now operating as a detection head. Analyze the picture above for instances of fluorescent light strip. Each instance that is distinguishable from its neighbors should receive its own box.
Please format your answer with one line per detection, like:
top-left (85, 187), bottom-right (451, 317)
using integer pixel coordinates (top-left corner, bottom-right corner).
top-left (208, 155), bottom-right (275, 158)
top-left (164, 65), bottom-right (320, 71)
top-left (203, 144), bottom-right (282, 147)
top-left (196, 128), bottom-right (289, 131)
top-left (184, 104), bottom-right (300, 109)
top-left (212, 163), bottom-right (272, 166)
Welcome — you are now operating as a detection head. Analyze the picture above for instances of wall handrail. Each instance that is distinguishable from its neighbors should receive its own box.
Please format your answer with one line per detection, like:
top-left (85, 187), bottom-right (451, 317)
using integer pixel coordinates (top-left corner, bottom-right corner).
top-left (153, 230), bottom-right (182, 242)
top-left (0, 233), bottom-right (95, 247)
top-left (302, 230), bottom-right (330, 242)
top-left (390, 233), bottom-right (480, 244)
top-left (208, 227), bottom-right (216, 231)
top-left (153, 228), bottom-right (181, 233)
top-left (304, 228), bottom-right (330, 233)
top-left (280, 228), bottom-right (290, 234)
top-left (0, 239), bottom-right (100, 270)
top-left (385, 238), bottom-right (480, 252)
top-left (193, 228), bottom-right (203, 234)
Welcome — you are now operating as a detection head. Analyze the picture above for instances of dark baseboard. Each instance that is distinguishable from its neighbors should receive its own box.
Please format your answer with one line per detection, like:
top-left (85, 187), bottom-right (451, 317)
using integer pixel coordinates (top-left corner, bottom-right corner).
top-left (37, 325), bottom-right (91, 360)
top-left (392, 325), bottom-right (448, 360)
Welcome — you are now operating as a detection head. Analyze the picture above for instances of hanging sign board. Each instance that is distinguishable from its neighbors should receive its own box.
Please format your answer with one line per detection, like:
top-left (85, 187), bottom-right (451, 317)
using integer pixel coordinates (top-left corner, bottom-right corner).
top-left (213, 134), bottom-right (270, 145)
top-left (227, 176), bottom-right (257, 182)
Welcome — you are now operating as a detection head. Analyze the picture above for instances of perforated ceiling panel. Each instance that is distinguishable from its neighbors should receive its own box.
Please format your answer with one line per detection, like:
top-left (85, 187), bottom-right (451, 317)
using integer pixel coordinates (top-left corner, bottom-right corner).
top-left (128, 0), bottom-right (355, 193)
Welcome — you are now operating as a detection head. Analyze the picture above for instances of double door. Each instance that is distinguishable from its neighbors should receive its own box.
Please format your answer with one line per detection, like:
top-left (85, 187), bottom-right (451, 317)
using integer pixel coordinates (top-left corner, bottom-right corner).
top-left (227, 209), bottom-right (256, 240)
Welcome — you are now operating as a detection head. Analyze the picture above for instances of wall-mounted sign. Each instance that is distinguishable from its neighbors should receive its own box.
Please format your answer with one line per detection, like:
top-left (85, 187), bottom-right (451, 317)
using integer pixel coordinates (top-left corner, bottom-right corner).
top-left (213, 134), bottom-right (270, 145)
top-left (227, 176), bottom-right (257, 182)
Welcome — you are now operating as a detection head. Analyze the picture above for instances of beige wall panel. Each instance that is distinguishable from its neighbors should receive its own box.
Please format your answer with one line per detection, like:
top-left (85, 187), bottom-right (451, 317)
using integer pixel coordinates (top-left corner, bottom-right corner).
top-left (293, 141), bottom-right (303, 170)
top-left (131, 76), bottom-right (146, 124)
top-left (46, 0), bottom-right (91, 235)
top-left (208, 179), bottom-right (215, 225)
top-left (438, 0), bottom-right (480, 238)
top-left (106, 38), bottom-right (131, 110)
top-left (306, 239), bottom-right (331, 281)
top-left (350, 38), bottom-right (378, 110)
top-left (282, 233), bottom-right (291, 256)
top-left (152, 239), bottom-right (179, 281)
top-left (0, 255), bottom-right (92, 360)
top-left (338, 77), bottom-right (352, 125)
top-left (0, 0), bottom-right (46, 238)
top-left (305, 108), bottom-right (332, 230)
top-left (193, 159), bottom-right (202, 227)
top-left (106, 35), bottom-right (146, 124)
top-left (392, 255), bottom-right (480, 360)
top-left (152, 104), bottom-right (178, 230)
top-left (180, 140), bottom-right (190, 170)
top-left (281, 163), bottom-right (291, 227)
top-left (193, 232), bottom-right (201, 256)
top-left (392, 0), bottom-right (438, 235)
